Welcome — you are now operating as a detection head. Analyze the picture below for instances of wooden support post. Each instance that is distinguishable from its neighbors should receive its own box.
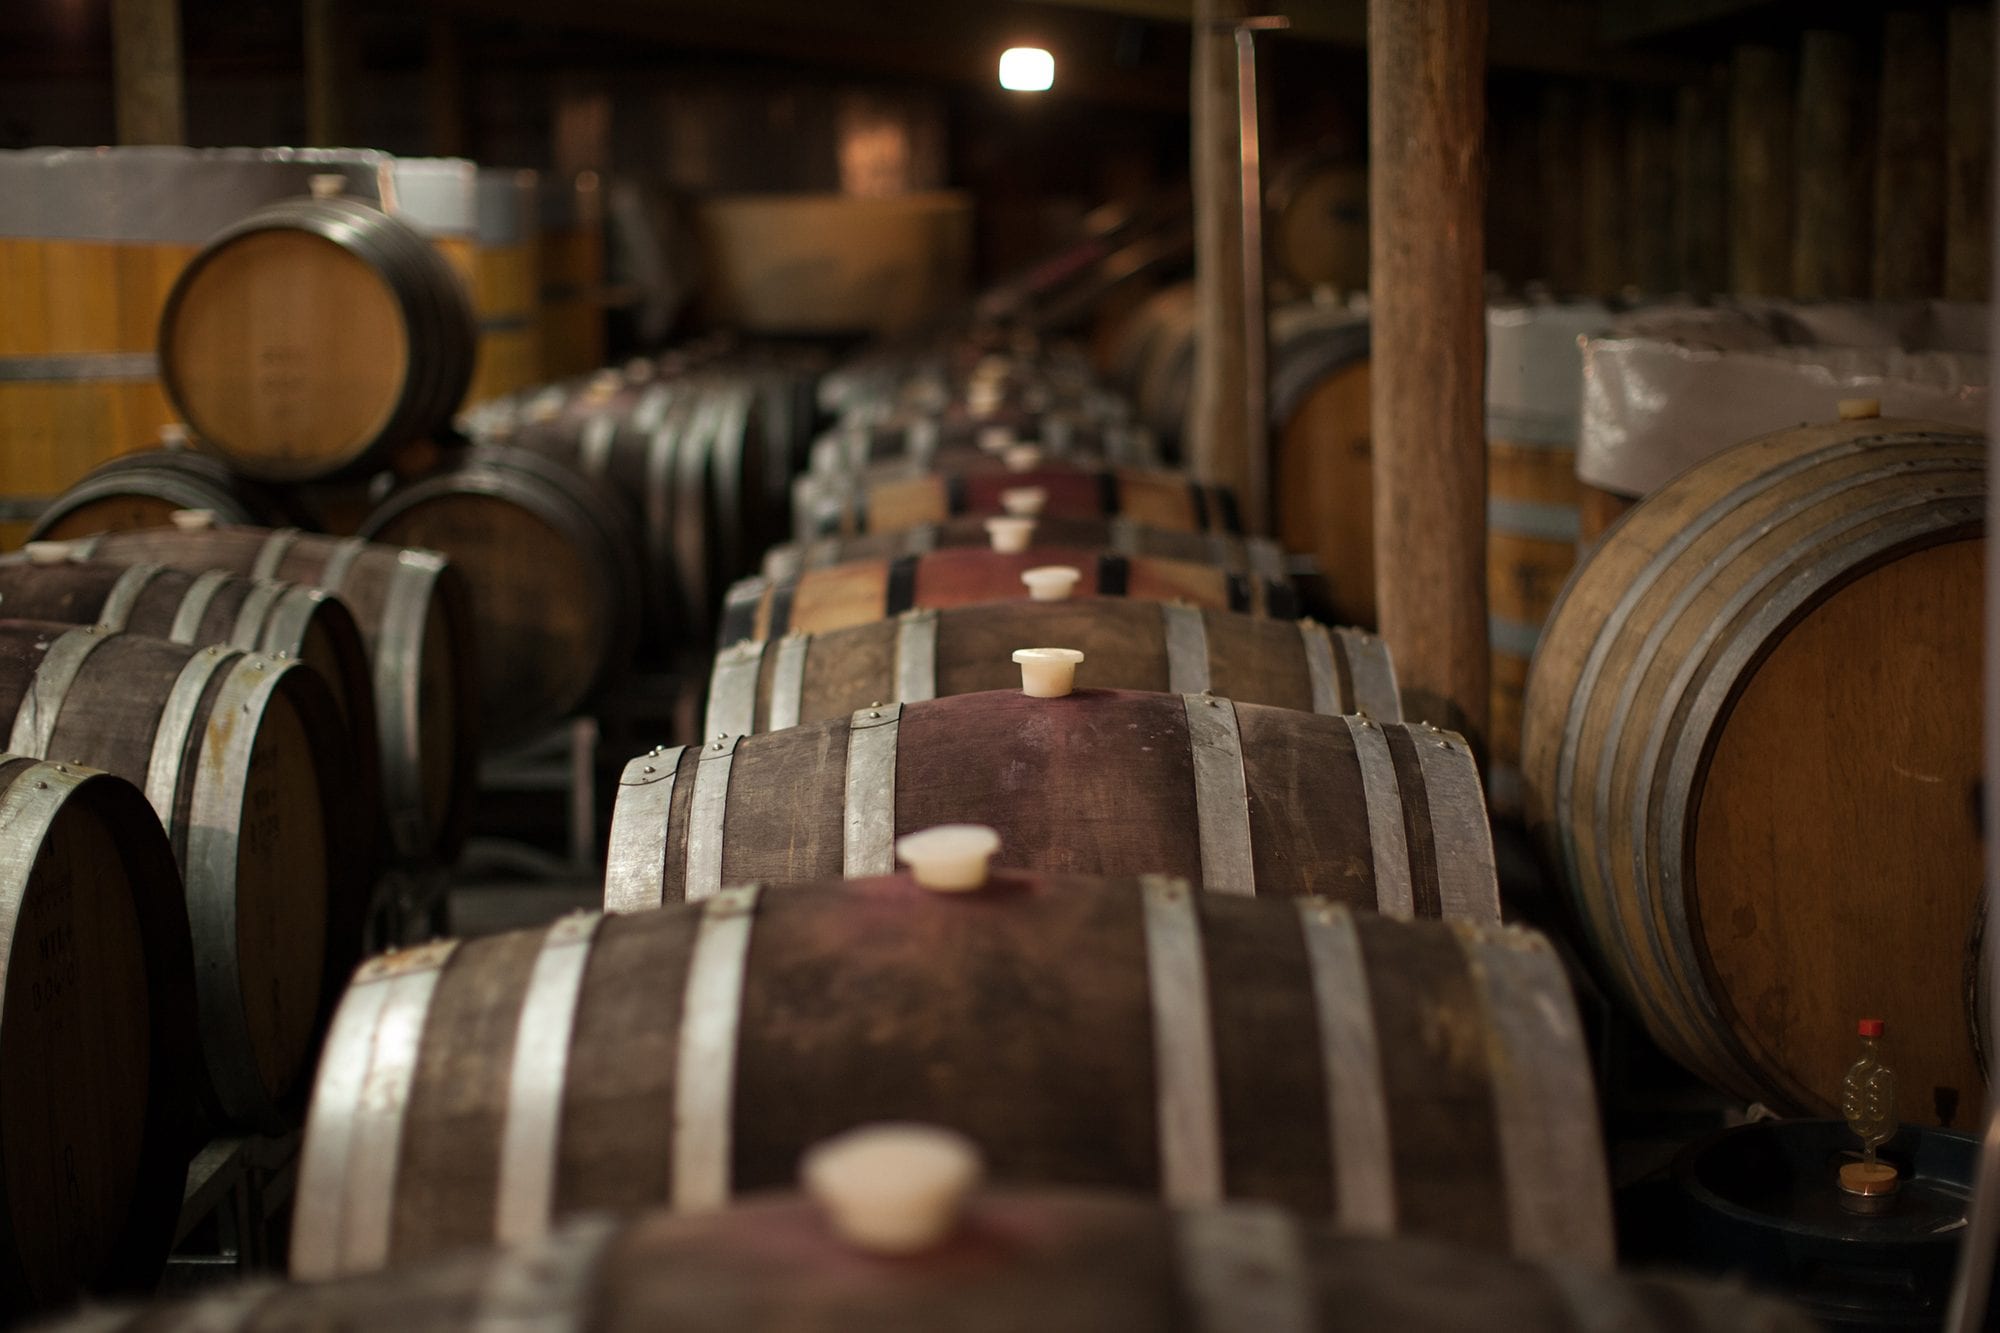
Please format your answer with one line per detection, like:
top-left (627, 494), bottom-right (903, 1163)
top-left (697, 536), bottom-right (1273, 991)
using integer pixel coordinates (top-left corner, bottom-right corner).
top-left (1369, 0), bottom-right (1488, 747)
top-left (1625, 90), bottom-right (1676, 295)
top-left (304, 0), bottom-right (356, 148)
top-left (1581, 84), bottom-right (1627, 294)
top-left (1536, 83), bottom-right (1586, 292)
top-left (1728, 45), bottom-right (1793, 296)
top-left (1946, 5), bottom-right (1993, 301)
top-left (1674, 70), bottom-right (1729, 295)
top-left (1189, 0), bottom-right (1253, 524)
top-left (1793, 30), bottom-right (1870, 298)
top-left (112, 0), bottom-right (185, 146)
top-left (1875, 10), bottom-right (1947, 298)
top-left (426, 11), bottom-right (468, 159)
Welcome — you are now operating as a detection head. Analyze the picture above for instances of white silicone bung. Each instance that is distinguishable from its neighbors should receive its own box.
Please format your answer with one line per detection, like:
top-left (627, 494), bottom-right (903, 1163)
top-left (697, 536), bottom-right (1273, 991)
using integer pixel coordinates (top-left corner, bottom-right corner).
top-left (1003, 444), bottom-right (1044, 474)
top-left (170, 508), bottom-right (217, 531)
top-left (1013, 647), bottom-right (1085, 697)
top-left (1838, 397), bottom-right (1882, 421)
top-left (309, 173), bottom-right (348, 199)
top-left (22, 541), bottom-right (72, 567)
top-left (1021, 565), bottom-right (1080, 602)
top-left (985, 516), bottom-right (1036, 553)
top-left (978, 425), bottom-right (1016, 453)
top-left (1000, 486), bottom-right (1047, 517)
top-left (158, 422), bottom-right (190, 448)
top-left (895, 823), bottom-right (1002, 891)
top-left (801, 1124), bottom-right (983, 1256)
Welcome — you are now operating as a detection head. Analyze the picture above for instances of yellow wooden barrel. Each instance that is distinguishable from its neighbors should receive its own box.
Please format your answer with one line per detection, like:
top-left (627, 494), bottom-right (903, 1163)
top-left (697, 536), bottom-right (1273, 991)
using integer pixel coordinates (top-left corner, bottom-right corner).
top-left (1484, 301), bottom-right (1610, 816)
top-left (538, 172), bottom-right (606, 381)
top-left (465, 168), bottom-right (542, 406)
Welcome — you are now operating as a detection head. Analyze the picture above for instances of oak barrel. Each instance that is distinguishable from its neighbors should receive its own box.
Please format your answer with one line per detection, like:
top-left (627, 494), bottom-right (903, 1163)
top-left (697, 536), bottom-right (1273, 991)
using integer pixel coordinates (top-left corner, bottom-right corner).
top-left (761, 515), bottom-right (1289, 582)
top-left (361, 446), bottom-right (641, 751)
top-left (28, 446), bottom-right (315, 541)
top-left (721, 550), bottom-right (1298, 645)
top-left (1269, 303), bottom-right (1374, 626)
top-left (465, 168), bottom-right (542, 407)
top-left (795, 459), bottom-right (1240, 540)
top-left (293, 875), bottom-right (1597, 1276)
top-left (609, 688), bottom-right (1494, 917)
top-left (0, 756), bottom-right (196, 1312)
top-left (158, 195), bottom-right (476, 481)
top-left (0, 622), bottom-right (365, 1129)
top-left (1521, 417), bottom-right (1986, 1127)
top-left (0, 557), bottom-right (383, 860)
top-left (52, 523), bottom-right (478, 866)
top-left (705, 600), bottom-right (1398, 737)
top-left (1266, 152), bottom-right (1370, 294)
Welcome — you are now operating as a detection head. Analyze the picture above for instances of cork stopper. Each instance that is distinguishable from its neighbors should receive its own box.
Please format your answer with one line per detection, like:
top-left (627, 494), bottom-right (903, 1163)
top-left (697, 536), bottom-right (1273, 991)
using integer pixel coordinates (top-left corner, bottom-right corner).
top-left (985, 516), bottom-right (1036, 553)
top-left (1838, 398), bottom-right (1882, 421)
top-left (978, 425), bottom-right (1016, 454)
top-left (1000, 486), bottom-right (1047, 517)
top-left (158, 422), bottom-right (190, 448)
top-left (1013, 647), bottom-right (1085, 697)
top-left (1838, 1160), bottom-right (1901, 1195)
top-left (1003, 444), bottom-right (1043, 474)
top-left (1020, 565), bottom-right (1080, 602)
top-left (801, 1124), bottom-right (983, 1255)
top-left (309, 173), bottom-right (348, 199)
top-left (170, 508), bottom-right (217, 531)
top-left (22, 541), bottom-right (73, 567)
top-left (895, 824), bottom-right (1002, 891)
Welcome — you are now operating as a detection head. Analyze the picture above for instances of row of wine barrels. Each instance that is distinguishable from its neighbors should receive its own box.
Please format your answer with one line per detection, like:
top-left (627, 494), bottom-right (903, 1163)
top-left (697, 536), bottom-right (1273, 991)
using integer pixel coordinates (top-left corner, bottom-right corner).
top-left (0, 756), bottom-right (197, 1312)
top-left (0, 557), bottom-right (383, 859)
top-left (358, 446), bottom-right (641, 751)
top-left (291, 873), bottom-right (1602, 1276)
top-left (608, 688), bottom-right (1494, 916)
top-left (704, 600), bottom-right (1399, 738)
top-left (1522, 417), bottom-right (1987, 1128)
top-left (795, 459), bottom-right (1241, 540)
top-left (719, 551), bottom-right (1299, 645)
top-left (56, 1194), bottom-right (1817, 1331)
top-left (762, 514), bottom-right (1290, 583)
top-left (29, 447), bottom-right (315, 539)
top-left (808, 403), bottom-right (1156, 475)
top-left (159, 194), bottom-right (476, 483)
top-left (0, 622), bottom-right (364, 1130)
top-left (464, 168), bottom-right (543, 407)
top-left (52, 522), bottom-right (479, 864)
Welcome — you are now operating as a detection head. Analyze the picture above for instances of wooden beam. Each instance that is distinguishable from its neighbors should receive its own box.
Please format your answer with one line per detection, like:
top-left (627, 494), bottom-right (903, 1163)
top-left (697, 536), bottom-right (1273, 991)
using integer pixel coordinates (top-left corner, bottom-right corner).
top-left (1792, 29), bottom-right (1870, 298)
top-left (1625, 89), bottom-right (1676, 294)
top-left (1874, 9), bottom-right (1947, 298)
top-left (111, 0), bottom-right (185, 145)
top-left (426, 11), bottom-right (469, 158)
top-left (1728, 44), bottom-right (1792, 296)
top-left (1188, 0), bottom-right (1251, 517)
top-left (303, 0), bottom-right (356, 147)
top-left (1369, 0), bottom-right (1489, 746)
top-left (1537, 83), bottom-right (1586, 292)
top-left (1946, 5), bottom-right (1992, 301)
top-left (1581, 84), bottom-right (1627, 293)
top-left (1674, 69), bottom-right (1728, 294)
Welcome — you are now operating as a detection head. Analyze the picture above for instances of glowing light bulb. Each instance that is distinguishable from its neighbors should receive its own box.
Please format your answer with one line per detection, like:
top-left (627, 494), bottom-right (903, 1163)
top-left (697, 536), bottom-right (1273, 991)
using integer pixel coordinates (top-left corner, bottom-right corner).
top-left (999, 47), bottom-right (1054, 92)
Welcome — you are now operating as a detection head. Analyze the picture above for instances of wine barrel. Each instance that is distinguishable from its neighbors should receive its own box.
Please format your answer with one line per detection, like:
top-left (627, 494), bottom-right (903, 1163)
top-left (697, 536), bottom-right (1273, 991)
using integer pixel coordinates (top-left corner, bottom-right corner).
top-left (720, 550), bottom-right (1299, 645)
top-left (53, 523), bottom-right (478, 866)
top-left (808, 409), bottom-right (1155, 475)
top-left (1483, 302), bottom-right (1610, 817)
top-left (292, 875), bottom-right (1598, 1277)
top-left (0, 622), bottom-right (363, 1130)
top-left (158, 195), bottom-right (476, 482)
top-left (1521, 417), bottom-right (1986, 1127)
top-left (609, 688), bottom-right (1495, 916)
top-left (0, 558), bottom-right (382, 859)
top-left (762, 515), bottom-right (1289, 583)
top-left (1270, 303), bottom-right (1373, 627)
top-left (538, 172), bottom-right (606, 381)
top-left (0, 756), bottom-right (197, 1312)
top-left (1266, 152), bottom-right (1370, 294)
top-left (28, 446), bottom-right (316, 541)
top-left (464, 168), bottom-right (542, 406)
top-left (361, 446), bottom-right (641, 751)
top-left (705, 601), bottom-right (1399, 738)
top-left (795, 460), bottom-right (1240, 540)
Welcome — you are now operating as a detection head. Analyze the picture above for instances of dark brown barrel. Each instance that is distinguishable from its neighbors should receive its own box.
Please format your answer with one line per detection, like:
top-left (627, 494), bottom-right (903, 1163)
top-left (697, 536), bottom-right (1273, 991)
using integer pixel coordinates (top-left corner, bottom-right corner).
top-left (290, 874), bottom-right (1604, 1278)
top-left (61, 1193), bottom-right (1820, 1331)
top-left (28, 447), bottom-right (316, 541)
top-left (0, 756), bottom-right (196, 1313)
top-left (0, 557), bottom-right (383, 858)
top-left (762, 515), bottom-right (1290, 582)
top-left (609, 688), bottom-right (1495, 917)
top-left (361, 446), bottom-right (641, 751)
top-left (157, 196), bottom-right (476, 482)
top-left (1269, 305), bottom-right (1373, 627)
top-left (0, 621), bottom-right (364, 1130)
top-left (720, 549), bottom-right (1298, 645)
top-left (705, 600), bottom-right (1399, 737)
top-left (795, 459), bottom-right (1241, 539)
top-left (1522, 417), bottom-right (1986, 1128)
top-left (54, 524), bottom-right (477, 866)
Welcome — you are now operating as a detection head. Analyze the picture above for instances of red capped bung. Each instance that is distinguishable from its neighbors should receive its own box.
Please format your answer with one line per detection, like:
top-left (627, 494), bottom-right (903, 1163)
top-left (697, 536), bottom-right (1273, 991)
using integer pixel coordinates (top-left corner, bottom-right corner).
top-left (1857, 1018), bottom-right (1885, 1038)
